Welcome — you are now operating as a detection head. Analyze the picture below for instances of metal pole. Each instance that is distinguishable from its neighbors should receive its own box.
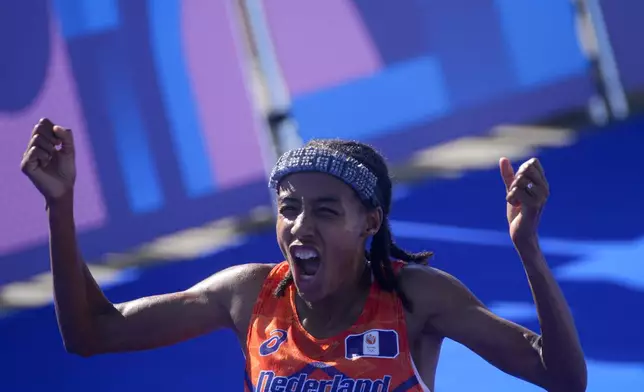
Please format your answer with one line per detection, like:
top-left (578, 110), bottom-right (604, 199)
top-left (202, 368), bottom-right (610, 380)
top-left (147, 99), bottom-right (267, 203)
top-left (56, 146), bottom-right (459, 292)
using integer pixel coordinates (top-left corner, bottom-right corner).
top-left (235, 0), bottom-right (303, 213)
top-left (237, 0), bottom-right (302, 155)
top-left (572, 0), bottom-right (629, 122)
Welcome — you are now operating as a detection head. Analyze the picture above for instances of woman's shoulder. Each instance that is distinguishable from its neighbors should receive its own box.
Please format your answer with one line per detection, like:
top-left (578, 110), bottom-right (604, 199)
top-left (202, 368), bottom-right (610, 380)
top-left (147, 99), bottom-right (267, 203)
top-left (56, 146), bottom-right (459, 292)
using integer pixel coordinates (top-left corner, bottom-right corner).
top-left (202, 262), bottom-right (281, 340)
top-left (397, 262), bottom-right (446, 285)
top-left (201, 262), bottom-right (278, 300)
top-left (397, 263), bottom-right (472, 313)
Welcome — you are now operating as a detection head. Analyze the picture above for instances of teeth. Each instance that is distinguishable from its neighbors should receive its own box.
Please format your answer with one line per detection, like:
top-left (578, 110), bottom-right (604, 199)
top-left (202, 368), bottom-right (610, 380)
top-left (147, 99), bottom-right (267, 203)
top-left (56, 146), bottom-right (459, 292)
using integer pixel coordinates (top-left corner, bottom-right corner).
top-left (294, 249), bottom-right (318, 260)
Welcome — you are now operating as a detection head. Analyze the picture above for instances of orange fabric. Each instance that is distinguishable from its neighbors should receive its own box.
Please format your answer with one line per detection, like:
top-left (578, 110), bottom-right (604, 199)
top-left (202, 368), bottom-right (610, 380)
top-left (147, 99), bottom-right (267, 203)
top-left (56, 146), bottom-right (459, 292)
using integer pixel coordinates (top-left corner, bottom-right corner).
top-left (244, 261), bottom-right (427, 392)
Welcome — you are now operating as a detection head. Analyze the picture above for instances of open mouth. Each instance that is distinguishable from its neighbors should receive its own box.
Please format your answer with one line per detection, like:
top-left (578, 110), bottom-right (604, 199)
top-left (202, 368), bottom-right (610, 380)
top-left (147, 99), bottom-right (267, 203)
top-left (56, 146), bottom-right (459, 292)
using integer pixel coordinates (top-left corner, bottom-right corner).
top-left (291, 246), bottom-right (321, 277)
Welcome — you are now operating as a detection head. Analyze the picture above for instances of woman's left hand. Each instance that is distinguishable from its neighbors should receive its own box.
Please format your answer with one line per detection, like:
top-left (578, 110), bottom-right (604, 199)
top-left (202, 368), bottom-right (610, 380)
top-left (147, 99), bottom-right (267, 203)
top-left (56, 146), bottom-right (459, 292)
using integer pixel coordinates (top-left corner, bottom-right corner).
top-left (499, 157), bottom-right (550, 245)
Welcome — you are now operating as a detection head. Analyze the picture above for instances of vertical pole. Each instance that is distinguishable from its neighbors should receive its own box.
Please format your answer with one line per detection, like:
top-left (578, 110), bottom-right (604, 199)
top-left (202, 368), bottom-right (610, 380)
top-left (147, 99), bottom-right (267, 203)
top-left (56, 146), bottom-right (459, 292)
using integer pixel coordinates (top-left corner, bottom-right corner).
top-left (234, 0), bottom-right (303, 213)
top-left (572, 0), bottom-right (629, 123)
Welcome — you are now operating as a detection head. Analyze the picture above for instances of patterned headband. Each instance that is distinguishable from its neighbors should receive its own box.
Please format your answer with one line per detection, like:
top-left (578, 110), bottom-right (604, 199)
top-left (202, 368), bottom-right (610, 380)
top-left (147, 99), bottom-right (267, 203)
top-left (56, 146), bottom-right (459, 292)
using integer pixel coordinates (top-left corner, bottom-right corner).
top-left (268, 146), bottom-right (379, 205)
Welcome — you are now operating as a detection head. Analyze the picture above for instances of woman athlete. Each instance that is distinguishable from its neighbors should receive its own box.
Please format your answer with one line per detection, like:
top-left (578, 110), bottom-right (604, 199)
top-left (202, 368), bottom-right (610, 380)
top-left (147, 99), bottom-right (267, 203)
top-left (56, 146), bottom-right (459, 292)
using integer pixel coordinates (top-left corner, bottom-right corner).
top-left (21, 118), bottom-right (586, 391)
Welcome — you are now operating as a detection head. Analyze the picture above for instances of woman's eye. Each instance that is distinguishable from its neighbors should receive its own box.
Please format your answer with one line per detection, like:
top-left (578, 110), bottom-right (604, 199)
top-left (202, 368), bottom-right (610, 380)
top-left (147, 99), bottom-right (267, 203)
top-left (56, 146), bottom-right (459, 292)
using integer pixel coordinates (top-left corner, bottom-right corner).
top-left (318, 208), bottom-right (337, 215)
top-left (279, 206), bottom-right (297, 214)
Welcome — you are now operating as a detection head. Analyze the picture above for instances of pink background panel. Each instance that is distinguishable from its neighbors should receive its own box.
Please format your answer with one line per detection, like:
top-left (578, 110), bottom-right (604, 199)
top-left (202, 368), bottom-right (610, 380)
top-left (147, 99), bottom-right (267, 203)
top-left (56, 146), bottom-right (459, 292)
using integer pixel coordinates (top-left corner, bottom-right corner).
top-left (0, 16), bottom-right (107, 255)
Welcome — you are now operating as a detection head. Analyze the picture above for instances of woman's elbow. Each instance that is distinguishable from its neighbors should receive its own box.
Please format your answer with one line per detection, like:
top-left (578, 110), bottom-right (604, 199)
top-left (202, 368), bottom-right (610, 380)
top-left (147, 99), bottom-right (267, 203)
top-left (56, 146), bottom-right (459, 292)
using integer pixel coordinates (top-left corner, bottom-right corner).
top-left (569, 370), bottom-right (588, 392)
top-left (547, 366), bottom-right (588, 392)
top-left (62, 338), bottom-right (100, 358)
top-left (565, 357), bottom-right (588, 392)
top-left (552, 378), bottom-right (587, 392)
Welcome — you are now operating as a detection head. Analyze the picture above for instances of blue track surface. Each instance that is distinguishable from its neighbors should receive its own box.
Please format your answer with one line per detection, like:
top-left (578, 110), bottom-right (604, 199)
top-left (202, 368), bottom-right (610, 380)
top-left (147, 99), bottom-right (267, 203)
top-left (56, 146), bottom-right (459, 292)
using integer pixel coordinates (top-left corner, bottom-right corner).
top-left (1, 119), bottom-right (643, 391)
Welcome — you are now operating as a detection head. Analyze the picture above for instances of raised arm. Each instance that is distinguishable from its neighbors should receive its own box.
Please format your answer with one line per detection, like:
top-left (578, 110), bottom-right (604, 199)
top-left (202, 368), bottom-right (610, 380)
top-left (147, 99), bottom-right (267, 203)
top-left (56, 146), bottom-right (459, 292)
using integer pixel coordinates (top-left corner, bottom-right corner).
top-left (21, 119), bottom-right (269, 357)
top-left (407, 264), bottom-right (586, 391)
top-left (51, 196), bottom-right (267, 356)
top-left (405, 157), bottom-right (586, 391)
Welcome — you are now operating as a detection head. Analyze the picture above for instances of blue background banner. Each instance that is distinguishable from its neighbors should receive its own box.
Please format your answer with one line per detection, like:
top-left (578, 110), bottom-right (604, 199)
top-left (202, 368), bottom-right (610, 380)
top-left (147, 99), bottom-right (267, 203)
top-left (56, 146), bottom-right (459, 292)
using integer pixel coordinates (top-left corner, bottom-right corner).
top-left (1, 1), bottom-right (644, 390)
top-left (2, 0), bottom-right (638, 288)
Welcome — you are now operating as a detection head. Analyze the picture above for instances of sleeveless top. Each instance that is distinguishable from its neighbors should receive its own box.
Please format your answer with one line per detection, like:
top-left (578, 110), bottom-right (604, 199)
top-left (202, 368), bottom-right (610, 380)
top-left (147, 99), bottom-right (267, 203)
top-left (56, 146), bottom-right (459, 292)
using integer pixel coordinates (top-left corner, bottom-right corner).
top-left (244, 261), bottom-right (431, 392)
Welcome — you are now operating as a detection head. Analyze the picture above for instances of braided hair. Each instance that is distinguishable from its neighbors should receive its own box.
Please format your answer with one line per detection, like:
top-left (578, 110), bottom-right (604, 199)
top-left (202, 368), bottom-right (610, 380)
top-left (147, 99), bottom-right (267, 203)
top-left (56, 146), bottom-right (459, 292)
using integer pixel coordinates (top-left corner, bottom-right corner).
top-left (273, 139), bottom-right (433, 311)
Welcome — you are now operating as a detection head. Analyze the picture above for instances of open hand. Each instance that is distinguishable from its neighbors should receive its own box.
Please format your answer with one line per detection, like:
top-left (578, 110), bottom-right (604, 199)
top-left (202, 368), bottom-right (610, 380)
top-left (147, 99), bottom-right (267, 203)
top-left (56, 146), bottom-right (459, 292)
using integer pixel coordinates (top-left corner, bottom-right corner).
top-left (499, 157), bottom-right (549, 244)
top-left (20, 118), bottom-right (76, 202)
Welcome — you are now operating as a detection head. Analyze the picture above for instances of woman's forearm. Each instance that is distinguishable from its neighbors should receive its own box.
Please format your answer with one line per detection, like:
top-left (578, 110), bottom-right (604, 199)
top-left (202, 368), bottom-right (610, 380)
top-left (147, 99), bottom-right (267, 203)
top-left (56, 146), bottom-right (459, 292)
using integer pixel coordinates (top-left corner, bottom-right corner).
top-left (516, 236), bottom-right (587, 391)
top-left (48, 192), bottom-right (114, 355)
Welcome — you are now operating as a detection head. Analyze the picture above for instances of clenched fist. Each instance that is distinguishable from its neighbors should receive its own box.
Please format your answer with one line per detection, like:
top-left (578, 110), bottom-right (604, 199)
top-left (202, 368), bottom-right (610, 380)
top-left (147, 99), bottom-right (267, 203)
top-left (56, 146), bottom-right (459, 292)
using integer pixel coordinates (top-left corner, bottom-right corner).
top-left (499, 157), bottom-right (550, 244)
top-left (20, 118), bottom-right (76, 201)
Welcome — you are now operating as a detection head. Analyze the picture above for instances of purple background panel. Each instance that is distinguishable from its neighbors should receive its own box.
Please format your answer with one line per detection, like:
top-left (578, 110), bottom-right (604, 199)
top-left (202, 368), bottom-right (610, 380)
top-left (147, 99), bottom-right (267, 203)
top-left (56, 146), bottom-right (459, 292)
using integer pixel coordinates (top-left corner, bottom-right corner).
top-left (183, 0), bottom-right (266, 189)
top-left (0, 17), bottom-right (107, 255)
top-left (599, 0), bottom-right (644, 91)
top-left (261, 0), bottom-right (383, 95)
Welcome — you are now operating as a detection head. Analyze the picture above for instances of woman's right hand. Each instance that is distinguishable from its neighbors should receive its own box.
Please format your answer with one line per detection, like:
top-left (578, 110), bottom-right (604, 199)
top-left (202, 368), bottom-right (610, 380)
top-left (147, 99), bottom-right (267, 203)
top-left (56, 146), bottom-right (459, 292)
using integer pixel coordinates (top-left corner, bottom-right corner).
top-left (20, 118), bottom-right (76, 202)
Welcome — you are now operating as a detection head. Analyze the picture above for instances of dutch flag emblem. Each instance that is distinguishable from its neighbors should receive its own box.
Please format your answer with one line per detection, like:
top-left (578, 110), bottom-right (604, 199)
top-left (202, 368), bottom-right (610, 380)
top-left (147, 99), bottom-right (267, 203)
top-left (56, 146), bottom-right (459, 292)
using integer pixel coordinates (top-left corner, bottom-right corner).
top-left (345, 329), bottom-right (400, 359)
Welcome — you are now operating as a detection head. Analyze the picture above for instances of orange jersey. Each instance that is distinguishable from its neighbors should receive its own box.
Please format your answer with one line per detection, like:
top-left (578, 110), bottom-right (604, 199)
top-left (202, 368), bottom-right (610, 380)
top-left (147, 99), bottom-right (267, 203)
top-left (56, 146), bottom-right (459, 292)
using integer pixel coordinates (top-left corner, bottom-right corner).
top-left (244, 261), bottom-right (431, 392)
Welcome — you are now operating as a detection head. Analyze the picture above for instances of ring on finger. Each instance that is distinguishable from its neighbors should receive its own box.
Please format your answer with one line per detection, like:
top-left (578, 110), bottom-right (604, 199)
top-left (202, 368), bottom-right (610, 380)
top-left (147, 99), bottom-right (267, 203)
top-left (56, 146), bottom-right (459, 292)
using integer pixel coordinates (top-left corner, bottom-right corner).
top-left (526, 182), bottom-right (535, 194)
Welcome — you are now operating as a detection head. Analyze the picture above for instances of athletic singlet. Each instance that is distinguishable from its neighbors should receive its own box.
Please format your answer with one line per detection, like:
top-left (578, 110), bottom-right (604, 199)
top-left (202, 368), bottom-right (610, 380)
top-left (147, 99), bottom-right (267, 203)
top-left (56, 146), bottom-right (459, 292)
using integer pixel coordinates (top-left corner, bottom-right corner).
top-left (244, 261), bottom-right (431, 392)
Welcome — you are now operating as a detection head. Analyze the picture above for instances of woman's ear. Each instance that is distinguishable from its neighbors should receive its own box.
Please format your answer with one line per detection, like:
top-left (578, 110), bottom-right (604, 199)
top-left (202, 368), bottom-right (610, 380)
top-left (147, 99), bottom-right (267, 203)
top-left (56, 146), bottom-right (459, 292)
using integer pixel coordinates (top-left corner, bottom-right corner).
top-left (365, 206), bottom-right (383, 236)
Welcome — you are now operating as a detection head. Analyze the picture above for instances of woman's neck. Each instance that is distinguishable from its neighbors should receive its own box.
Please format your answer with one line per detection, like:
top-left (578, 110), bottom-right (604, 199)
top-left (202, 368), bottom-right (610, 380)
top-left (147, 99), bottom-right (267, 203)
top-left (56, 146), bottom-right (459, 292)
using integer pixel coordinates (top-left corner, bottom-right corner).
top-left (295, 265), bottom-right (371, 339)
